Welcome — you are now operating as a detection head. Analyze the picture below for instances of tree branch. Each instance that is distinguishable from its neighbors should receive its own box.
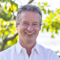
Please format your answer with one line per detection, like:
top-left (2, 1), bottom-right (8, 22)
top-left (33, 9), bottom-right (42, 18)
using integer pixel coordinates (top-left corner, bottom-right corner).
top-left (0, 33), bottom-right (18, 51)
top-left (5, 15), bottom-right (14, 30)
top-left (28, 0), bottom-right (34, 4)
top-left (5, 33), bottom-right (18, 41)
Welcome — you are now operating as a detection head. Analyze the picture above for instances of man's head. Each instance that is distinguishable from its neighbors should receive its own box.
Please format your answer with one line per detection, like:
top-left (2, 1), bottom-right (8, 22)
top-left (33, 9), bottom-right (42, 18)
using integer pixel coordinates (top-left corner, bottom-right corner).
top-left (16, 5), bottom-right (42, 45)
top-left (16, 4), bottom-right (42, 25)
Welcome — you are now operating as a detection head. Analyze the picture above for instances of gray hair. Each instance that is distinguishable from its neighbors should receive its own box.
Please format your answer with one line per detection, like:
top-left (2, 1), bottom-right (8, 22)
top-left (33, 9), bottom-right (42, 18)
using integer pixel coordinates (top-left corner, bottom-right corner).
top-left (16, 4), bottom-right (42, 25)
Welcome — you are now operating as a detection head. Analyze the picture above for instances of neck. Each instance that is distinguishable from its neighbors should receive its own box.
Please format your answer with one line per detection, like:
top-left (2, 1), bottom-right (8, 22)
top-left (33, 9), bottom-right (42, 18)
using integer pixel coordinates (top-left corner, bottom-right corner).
top-left (19, 40), bottom-right (36, 56)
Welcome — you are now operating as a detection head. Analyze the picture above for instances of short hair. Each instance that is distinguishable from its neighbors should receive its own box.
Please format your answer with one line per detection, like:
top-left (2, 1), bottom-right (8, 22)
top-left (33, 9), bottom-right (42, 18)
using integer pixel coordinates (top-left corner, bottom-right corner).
top-left (16, 4), bottom-right (42, 25)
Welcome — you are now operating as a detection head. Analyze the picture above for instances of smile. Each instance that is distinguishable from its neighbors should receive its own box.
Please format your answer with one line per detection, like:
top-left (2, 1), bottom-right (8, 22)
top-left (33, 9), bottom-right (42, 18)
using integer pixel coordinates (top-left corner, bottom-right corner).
top-left (26, 32), bottom-right (34, 35)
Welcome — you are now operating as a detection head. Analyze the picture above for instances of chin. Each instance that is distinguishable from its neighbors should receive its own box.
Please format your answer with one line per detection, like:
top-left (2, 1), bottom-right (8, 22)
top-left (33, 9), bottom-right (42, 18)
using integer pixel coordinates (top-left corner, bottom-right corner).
top-left (25, 39), bottom-right (35, 43)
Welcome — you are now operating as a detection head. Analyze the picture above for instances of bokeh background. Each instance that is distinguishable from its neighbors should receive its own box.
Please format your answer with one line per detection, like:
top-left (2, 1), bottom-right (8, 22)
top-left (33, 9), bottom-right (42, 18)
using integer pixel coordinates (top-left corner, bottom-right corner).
top-left (0, 0), bottom-right (60, 57)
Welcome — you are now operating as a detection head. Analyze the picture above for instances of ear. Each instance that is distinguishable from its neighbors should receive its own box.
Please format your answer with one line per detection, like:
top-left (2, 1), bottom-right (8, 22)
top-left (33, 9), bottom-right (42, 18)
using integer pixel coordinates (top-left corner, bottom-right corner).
top-left (16, 24), bottom-right (18, 30)
top-left (39, 26), bottom-right (41, 31)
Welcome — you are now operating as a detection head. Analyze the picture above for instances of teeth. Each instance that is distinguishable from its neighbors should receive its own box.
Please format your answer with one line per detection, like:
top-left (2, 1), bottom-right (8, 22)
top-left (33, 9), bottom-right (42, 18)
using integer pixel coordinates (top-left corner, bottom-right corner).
top-left (26, 33), bottom-right (33, 34)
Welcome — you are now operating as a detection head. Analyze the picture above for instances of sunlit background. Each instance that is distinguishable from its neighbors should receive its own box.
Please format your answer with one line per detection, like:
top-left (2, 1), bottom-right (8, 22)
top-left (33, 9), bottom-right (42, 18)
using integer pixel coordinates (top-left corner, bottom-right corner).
top-left (0, 0), bottom-right (60, 56)
top-left (14, 0), bottom-right (60, 53)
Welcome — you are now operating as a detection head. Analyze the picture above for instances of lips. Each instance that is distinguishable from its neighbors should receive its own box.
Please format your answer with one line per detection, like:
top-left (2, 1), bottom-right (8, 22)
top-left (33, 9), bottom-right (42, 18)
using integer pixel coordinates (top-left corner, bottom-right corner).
top-left (26, 32), bottom-right (33, 35)
top-left (25, 32), bottom-right (34, 35)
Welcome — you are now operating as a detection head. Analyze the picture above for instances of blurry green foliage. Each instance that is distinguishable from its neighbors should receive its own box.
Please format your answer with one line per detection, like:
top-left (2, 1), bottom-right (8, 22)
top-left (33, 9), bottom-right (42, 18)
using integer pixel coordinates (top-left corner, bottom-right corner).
top-left (4, 1), bottom-right (18, 14)
top-left (0, 1), bottom-right (60, 58)
top-left (0, 13), bottom-right (12, 21)
top-left (37, 2), bottom-right (60, 38)
top-left (0, 0), bottom-right (18, 51)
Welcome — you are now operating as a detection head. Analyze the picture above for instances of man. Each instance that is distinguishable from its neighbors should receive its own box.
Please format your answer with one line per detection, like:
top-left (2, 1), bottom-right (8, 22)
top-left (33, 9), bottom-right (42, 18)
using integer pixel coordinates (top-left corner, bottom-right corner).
top-left (0, 5), bottom-right (60, 60)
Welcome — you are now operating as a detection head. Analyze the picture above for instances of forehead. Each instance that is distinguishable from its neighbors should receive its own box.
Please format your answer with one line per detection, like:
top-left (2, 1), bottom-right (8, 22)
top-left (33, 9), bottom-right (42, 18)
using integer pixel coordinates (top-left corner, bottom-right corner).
top-left (20, 11), bottom-right (40, 22)
top-left (20, 11), bottom-right (40, 17)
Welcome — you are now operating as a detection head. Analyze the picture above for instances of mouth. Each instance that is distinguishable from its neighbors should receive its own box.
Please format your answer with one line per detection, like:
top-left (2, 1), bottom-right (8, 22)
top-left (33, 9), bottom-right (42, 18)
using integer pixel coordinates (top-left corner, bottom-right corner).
top-left (25, 32), bottom-right (34, 35)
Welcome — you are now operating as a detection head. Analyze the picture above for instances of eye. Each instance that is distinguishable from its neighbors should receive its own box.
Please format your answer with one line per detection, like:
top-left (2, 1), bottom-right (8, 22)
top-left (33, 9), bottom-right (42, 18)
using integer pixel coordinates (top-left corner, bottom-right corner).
top-left (33, 23), bottom-right (38, 25)
top-left (33, 24), bottom-right (37, 25)
top-left (23, 22), bottom-right (28, 25)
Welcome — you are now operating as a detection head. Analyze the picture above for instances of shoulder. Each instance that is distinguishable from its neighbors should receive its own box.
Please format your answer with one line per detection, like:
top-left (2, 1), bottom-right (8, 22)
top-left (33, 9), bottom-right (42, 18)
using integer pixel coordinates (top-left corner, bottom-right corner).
top-left (38, 44), bottom-right (60, 60)
top-left (38, 44), bottom-right (54, 53)
top-left (0, 44), bottom-right (15, 53)
top-left (0, 44), bottom-right (16, 59)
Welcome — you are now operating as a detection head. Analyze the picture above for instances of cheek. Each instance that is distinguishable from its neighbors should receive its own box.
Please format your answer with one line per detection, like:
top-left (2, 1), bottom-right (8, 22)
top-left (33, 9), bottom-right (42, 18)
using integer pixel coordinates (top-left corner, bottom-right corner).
top-left (18, 26), bottom-right (27, 32)
top-left (34, 27), bottom-right (40, 32)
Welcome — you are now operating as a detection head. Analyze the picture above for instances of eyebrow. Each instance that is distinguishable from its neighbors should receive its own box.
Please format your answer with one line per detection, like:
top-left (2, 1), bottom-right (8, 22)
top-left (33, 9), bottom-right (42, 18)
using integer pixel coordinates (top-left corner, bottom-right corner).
top-left (22, 21), bottom-right (39, 24)
top-left (22, 21), bottom-right (28, 23)
top-left (33, 22), bottom-right (39, 24)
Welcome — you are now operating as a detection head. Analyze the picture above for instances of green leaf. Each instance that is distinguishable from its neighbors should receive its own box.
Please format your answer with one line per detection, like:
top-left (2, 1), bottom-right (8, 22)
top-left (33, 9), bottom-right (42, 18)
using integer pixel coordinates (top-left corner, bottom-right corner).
top-left (9, 1), bottom-right (18, 12)
top-left (9, 29), bottom-right (14, 34)
top-left (3, 0), bottom-right (6, 2)
top-left (1, 13), bottom-right (12, 21)
top-left (57, 9), bottom-right (60, 14)
top-left (12, 2), bottom-right (18, 12)
top-left (7, 41), bottom-right (12, 45)
top-left (38, 2), bottom-right (40, 6)
top-left (55, 30), bottom-right (59, 34)
top-left (44, 2), bottom-right (48, 6)
top-left (5, 31), bottom-right (9, 35)
top-left (44, 9), bottom-right (46, 14)
top-left (3, 0), bottom-right (10, 2)
top-left (4, 4), bottom-right (7, 12)
top-left (41, 28), bottom-right (44, 32)
top-left (51, 34), bottom-right (55, 38)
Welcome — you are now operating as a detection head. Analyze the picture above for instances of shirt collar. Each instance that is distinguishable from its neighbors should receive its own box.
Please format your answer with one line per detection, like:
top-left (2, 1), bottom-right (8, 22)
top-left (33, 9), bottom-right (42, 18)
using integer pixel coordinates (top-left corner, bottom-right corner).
top-left (16, 41), bottom-right (40, 55)
top-left (16, 41), bottom-right (23, 55)
top-left (33, 43), bottom-right (40, 55)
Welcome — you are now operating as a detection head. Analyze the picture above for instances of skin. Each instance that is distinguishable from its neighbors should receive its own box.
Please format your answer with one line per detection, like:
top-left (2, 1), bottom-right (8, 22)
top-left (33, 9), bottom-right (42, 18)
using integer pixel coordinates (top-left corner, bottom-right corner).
top-left (16, 11), bottom-right (41, 56)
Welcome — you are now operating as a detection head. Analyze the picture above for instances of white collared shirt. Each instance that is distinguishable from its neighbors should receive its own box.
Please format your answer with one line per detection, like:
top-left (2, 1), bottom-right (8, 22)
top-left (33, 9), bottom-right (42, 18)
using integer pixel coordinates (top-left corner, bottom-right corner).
top-left (0, 41), bottom-right (60, 60)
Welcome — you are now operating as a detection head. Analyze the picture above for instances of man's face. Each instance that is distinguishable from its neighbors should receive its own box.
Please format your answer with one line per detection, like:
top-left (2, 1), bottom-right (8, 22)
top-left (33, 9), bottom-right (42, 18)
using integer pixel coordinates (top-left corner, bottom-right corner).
top-left (16, 11), bottom-right (41, 44)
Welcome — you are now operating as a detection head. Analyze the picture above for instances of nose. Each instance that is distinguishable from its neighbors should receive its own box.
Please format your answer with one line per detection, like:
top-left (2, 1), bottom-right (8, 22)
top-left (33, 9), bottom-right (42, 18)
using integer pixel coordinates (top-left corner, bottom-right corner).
top-left (27, 25), bottom-right (33, 31)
